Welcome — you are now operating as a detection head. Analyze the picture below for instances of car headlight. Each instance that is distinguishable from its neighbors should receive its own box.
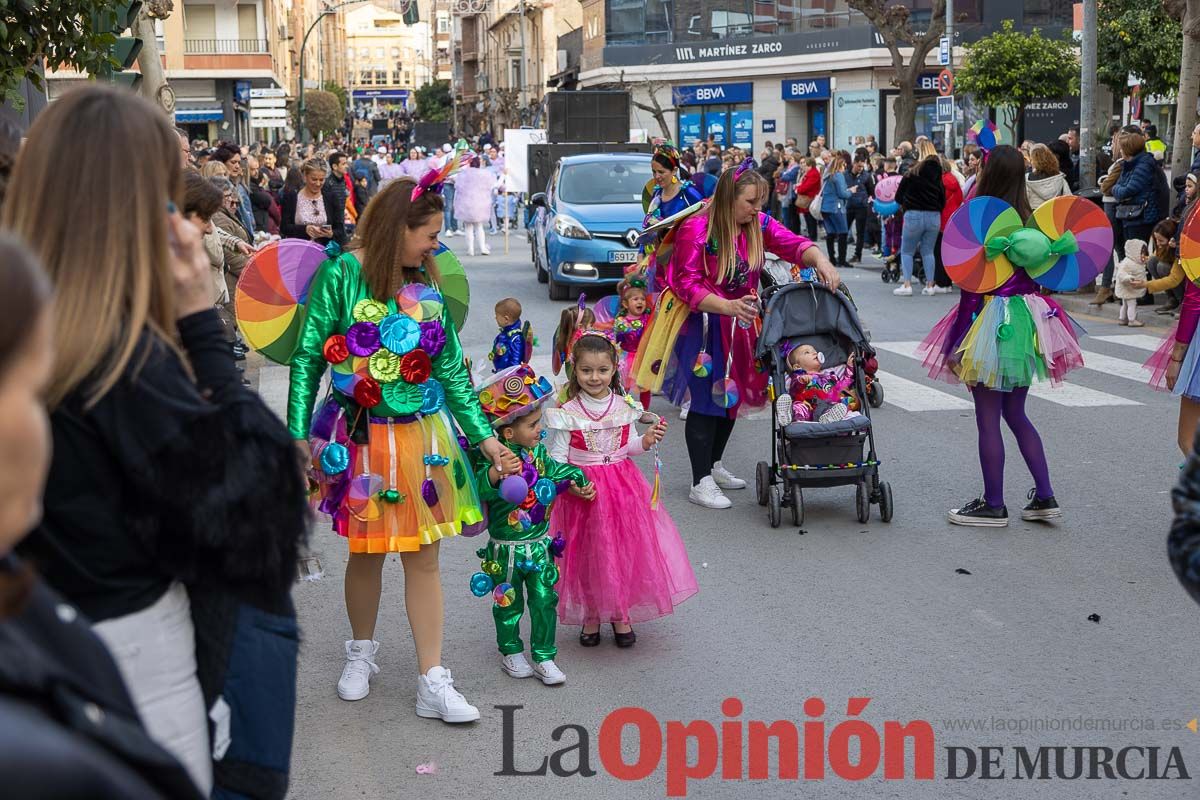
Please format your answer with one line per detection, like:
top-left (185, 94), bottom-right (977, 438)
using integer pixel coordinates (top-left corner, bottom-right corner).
top-left (554, 214), bottom-right (591, 240)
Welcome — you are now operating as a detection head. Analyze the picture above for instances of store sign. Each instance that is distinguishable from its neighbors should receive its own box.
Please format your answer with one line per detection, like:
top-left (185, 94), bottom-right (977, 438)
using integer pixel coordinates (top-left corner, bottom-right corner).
top-left (672, 82), bottom-right (753, 106)
top-left (762, 119), bottom-right (777, 133)
top-left (781, 77), bottom-right (831, 101)
top-left (605, 26), bottom-right (873, 67)
top-left (352, 89), bottom-right (410, 101)
top-left (916, 73), bottom-right (941, 91)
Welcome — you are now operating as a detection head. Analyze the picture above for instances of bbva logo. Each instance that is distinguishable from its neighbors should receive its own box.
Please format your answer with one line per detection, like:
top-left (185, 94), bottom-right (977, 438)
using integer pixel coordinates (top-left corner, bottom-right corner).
top-left (694, 87), bottom-right (726, 101)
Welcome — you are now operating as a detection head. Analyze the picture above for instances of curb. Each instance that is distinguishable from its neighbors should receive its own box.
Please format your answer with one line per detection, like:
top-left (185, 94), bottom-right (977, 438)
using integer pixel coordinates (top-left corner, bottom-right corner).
top-left (1054, 293), bottom-right (1175, 331)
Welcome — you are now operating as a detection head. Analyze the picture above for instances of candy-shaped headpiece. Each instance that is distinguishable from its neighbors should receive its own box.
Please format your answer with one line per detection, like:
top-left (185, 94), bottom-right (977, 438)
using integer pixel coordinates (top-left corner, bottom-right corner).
top-left (476, 363), bottom-right (555, 428)
top-left (412, 145), bottom-right (470, 202)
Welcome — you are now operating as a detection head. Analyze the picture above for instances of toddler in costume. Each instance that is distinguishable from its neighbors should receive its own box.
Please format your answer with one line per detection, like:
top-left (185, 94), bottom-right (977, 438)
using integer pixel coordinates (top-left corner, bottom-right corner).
top-left (783, 343), bottom-right (860, 424)
top-left (613, 275), bottom-right (653, 409)
top-left (489, 297), bottom-right (529, 371)
top-left (472, 363), bottom-right (595, 685)
top-left (1114, 239), bottom-right (1148, 328)
top-left (544, 330), bottom-right (698, 648)
top-left (551, 296), bottom-right (596, 380)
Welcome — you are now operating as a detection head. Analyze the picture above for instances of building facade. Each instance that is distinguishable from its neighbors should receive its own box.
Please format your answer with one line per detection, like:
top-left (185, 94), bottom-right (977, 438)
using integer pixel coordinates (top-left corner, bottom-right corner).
top-left (344, 2), bottom-right (434, 112)
top-left (579, 0), bottom-right (1078, 153)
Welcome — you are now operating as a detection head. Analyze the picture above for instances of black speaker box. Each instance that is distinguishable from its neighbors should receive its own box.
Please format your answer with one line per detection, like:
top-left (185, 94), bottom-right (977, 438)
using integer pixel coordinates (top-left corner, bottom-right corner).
top-left (547, 91), bottom-right (630, 144)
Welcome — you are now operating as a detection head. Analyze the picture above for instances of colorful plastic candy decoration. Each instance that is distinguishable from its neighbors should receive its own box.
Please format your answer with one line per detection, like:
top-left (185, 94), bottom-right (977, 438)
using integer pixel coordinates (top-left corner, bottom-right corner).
top-left (499, 474), bottom-right (529, 505)
top-left (712, 377), bottom-right (739, 409)
top-left (533, 478), bottom-right (557, 506)
top-left (482, 560), bottom-right (502, 576)
top-left (469, 572), bottom-right (494, 597)
top-left (421, 478), bottom-right (439, 508)
top-left (549, 532), bottom-right (566, 559)
top-left (941, 197), bottom-right (1022, 293)
top-left (692, 352), bottom-right (713, 378)
top-left (492, 582), bottom-right (516, 607)
top-left (347, 473), bottom-right (385, 522)
top-left (397, 283), bottom-right (446, 323)
top-left (967, 118), bottom-right (1000, 152)
top-left (319, 441), bottom-right (349, 475)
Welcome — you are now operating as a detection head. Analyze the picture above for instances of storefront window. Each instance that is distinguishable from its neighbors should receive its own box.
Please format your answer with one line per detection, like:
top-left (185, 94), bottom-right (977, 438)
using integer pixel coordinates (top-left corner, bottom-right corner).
top-left (646, 0), bottom-right (673, 41)
top-left (607, 0), bottom-right (646, 44)
top-left (1022, 0), bottom-right (1074, 26)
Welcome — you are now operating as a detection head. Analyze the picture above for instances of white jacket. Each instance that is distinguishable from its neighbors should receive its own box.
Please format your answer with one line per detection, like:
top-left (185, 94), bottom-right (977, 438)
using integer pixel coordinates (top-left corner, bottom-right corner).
top-left (1025, 172), bottom-right (1071, 210)
top-left (1114, 239), bottom-right (1148, 300)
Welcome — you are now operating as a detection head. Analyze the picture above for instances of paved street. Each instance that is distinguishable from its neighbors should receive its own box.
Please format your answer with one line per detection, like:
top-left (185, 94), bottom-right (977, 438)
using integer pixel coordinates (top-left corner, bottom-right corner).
top-left (258, 232), bottom-right (1198, 799)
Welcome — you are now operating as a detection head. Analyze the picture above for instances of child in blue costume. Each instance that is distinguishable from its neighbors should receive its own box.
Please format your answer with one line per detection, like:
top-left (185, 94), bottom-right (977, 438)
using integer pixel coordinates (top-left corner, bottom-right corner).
top-left (489, 297), bottom-right (526, 371)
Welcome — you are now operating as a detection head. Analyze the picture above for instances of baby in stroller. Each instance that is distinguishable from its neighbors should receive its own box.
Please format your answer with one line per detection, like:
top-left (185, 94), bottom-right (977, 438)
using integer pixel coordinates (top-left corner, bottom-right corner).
top-left (783, 343), bottom-right (861, 424)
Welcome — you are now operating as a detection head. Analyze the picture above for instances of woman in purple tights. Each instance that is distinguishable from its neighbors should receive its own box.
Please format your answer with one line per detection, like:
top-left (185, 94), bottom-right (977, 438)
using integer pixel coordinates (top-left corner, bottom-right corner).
top-left (917, 145), bottom-right (1086, 527)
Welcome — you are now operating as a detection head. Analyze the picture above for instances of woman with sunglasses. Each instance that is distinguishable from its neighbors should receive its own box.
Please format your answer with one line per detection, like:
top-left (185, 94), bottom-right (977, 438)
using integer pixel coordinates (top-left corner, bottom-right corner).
top-left (280, 157), bottom-right (347, 247)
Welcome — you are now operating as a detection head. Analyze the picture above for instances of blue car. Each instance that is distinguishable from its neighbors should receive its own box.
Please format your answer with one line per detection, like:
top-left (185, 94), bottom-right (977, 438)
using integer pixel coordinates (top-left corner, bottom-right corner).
top-left (529, 153), bottom-right (652, 300)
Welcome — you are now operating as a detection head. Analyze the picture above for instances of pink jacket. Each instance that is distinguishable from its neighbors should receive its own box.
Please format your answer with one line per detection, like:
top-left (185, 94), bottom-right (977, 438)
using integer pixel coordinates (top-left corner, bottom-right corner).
top-left (668, 212), bottom-right (814, 310)
top-left (453, 166), bottom-right (495, 224)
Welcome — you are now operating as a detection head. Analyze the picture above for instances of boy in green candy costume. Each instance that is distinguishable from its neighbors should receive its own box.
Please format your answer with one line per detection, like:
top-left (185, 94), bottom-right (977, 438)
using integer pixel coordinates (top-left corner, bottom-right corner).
top-left (472, 363), bottom-right (595, 685)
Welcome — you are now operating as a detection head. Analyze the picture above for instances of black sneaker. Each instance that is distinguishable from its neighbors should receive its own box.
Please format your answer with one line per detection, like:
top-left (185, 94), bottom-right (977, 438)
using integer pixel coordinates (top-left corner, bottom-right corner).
top-left (1021, 489), bottom-right (1061, 521)
top-left (948, 498), bottom-right (1008, 527)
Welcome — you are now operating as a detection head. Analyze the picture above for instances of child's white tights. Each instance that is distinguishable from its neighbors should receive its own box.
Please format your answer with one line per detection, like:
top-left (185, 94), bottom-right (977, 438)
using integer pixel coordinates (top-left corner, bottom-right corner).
top-left (1119, 298), bottom-right (1138, 323)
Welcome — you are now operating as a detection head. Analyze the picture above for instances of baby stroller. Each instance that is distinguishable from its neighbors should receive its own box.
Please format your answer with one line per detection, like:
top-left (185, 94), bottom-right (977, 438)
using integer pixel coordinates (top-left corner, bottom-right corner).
top-left (754, 280), bottom-right (893, 528)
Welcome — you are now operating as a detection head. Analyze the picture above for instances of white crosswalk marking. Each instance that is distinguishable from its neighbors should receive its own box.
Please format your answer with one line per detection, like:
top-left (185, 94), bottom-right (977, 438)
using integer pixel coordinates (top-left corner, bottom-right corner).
top-left (872, 340), bottom-right (1143, 408)
top-left (873, 370), bottom-right (973, 411)
top-left (1077, 350), bottom-right (1148, 383)
top-left (1091, 334), bottom-right (1162, 352)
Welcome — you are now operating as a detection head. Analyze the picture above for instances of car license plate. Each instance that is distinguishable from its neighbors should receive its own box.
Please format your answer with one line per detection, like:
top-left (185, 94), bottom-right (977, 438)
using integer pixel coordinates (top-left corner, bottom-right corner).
top-left (610, 250), bottom-right (638, 264)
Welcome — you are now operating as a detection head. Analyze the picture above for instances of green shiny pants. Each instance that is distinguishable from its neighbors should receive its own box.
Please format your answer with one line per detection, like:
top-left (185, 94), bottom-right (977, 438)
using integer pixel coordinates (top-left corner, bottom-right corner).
top-left (488, 539), bottom-right (560, 663)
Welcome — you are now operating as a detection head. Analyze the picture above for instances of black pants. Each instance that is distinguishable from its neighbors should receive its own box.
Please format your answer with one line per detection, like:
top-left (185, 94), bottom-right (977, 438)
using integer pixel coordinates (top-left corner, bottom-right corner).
top-left (932, 231), bottom-right (952, 287)
top-left (685, 412), bottom-right (736, 485)
top-left (846, 206), bottom-right (869, 259)
top-left (802, 211), bottom-right (819, 241)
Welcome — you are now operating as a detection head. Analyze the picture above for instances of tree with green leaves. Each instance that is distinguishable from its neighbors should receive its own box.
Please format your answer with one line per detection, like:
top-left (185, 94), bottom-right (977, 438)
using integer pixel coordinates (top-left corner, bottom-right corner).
top-left (322, 80), bottom-right (349, 113)
top-left (955, 20), bottom-right (1080, 144)
top-left (1097, 0), bottom-right (1181, 99)
top-left (291, 90), bottom-right (342, 139)
top-left (415, 80), bottom-right (451, 122)
top-left (0, 1), bottom-right (141, 107)
top-left (848, 0), bottom-right (946, 145)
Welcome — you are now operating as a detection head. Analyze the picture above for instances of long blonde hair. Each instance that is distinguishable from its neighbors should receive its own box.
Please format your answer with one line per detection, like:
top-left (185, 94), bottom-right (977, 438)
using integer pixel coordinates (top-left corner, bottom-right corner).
top-left (350, 178), bottom-right (443, 300)
top-left (1, 85), bottom-right (183, 409)
top-left (705, 167), bottom-right (767, 285)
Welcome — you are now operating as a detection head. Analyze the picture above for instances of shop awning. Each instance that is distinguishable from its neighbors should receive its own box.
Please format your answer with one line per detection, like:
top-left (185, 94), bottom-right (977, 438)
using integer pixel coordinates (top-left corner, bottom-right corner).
top-left (175, 108), bottom-right (225, 123)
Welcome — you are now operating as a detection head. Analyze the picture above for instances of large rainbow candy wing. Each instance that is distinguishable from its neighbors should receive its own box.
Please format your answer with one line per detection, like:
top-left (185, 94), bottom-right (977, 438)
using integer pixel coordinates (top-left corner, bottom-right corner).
top-left (1024, 196), bottom-right (1114, 292)
top-left (1179, 203), bottom-right (1200, 284)
top-left (941, 197), bottom-right (1022, 293)
top-left (431, 243), bottom-right (470, 331)
top-left (235, 239), bottom-right (327, 365)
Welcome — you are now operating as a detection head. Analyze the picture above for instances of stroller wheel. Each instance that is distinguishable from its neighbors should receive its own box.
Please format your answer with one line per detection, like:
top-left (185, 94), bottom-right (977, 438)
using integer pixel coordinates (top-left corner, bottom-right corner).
top-left (867, 380), bottom-right (884, 408)
top-left (755, 461), bottom-right (770, 507)
top-left (855, 480), bottom-right (871, 524)
top-left (878, 481), bottom-right (894, 523)
top-left (880, 268), bottom-right (891, 283)
top-left (790, 486), bottom-right (804, 526)
top-left (768, 485), bottom-right (782, 528)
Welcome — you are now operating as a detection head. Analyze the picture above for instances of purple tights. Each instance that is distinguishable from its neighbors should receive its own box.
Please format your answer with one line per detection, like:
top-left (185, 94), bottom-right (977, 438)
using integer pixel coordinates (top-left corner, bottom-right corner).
top-left (972, 386), bottom-right (1053, 508)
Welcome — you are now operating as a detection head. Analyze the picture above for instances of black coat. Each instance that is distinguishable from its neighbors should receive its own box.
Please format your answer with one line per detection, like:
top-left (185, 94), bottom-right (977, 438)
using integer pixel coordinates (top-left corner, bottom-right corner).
top-left (0, 557), bottom-right (204, 800)
top-left (279, 187), bottom-right (347, 246)
top-left (896, 158), bottom-right (946, 213)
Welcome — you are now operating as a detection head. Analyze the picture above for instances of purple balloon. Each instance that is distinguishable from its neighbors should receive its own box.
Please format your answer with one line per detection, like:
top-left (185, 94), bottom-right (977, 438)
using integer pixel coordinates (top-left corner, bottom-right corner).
top-left (499, 475), bottom-right (529, 505)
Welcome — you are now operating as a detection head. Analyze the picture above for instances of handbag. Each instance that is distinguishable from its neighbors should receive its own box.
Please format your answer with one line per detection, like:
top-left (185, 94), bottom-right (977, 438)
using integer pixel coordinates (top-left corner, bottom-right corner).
top-left (1115, 201), bottom-right (1146, 221)
top-left (794, 193), bottom-right (813, 210)
top-left (775, 178), bottom-right (789, 196)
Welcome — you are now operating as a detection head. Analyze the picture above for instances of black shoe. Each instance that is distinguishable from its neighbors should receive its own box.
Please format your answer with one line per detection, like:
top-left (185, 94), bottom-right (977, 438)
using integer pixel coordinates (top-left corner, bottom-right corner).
top-left (1156, 302), bottom-right (1180, 315)
top-left (1021, 489), bottom-right (1061, 521)
top-left (613, 625), bottom-right (636, 648)
top-left (948, 497), bottom-right (1008, 527)
top-left (850, 254), bottom-right (862, 263)
top-left (579, 628), bottom-right (601, 647)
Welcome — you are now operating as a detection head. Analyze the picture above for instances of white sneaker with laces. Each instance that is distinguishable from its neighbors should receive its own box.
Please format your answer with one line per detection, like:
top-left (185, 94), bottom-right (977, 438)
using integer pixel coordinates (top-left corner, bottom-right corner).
top-left (532, 659), bottom-right (566, 685)
top-left (501, 652), bottom-right (534, 679)
top-left (416, 666), bottom-right (480, 723)
top-left (689, 476), bottom-right (732, 509)
top-left (337, 639), bottom-right (380, 701)
top-left (712, 461), bottom-right (746, 490)
top-left (775, 393), bottom-right (794, 426)
top-left (893, 285), bottom-right (912, 296)
top-left (934, 285), bottom-right (952, 294)
top-left (679, 400), bottom-right (690, 420)
top-left (481, 246), bottom-right (492, 255)
top-left (921, 286), bottom-right (936, 296)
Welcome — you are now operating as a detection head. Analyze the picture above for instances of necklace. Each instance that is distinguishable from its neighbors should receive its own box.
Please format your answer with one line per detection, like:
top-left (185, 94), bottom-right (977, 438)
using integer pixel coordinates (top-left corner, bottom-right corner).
top-left (579, 392), bottom-right (614, 421)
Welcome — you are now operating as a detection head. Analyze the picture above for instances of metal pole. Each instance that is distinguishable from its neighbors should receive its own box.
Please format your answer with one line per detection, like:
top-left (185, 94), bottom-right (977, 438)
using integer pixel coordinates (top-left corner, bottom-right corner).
top-left (945, 0), bottom-right (955, 158)
top-left (1079, 0), bottom-right (1098, 189)
top-left (518, 0), bottom-right (527, 112)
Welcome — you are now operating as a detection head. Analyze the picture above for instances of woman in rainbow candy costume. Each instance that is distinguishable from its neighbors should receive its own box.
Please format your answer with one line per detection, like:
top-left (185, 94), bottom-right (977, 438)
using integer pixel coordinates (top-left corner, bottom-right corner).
top-left (917, 145), bottom-right (1106, 528)
top-left (633, 161), bottom-right (839, 510)
top-left (637, 143), bottom-right (707, 289)
top-left (289, 165), bottom-right (520, 722)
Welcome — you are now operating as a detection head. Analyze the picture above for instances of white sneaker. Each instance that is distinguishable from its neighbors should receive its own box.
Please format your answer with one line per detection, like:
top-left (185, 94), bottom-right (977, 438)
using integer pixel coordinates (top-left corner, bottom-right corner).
top-left (774, 393), bottom-right (794, 426)
top-left (467, 248), bottom-right (475, 257)
top-left (712, 461), bottom-right (746, 490)
top-left (532, 659), bottom-right (566, 685)
top-left (921, 286), bottom-right (936, 296)
top-left (501, 652), bottom-right (534, 679)
top-left (337, 639), bottom-right (379, 701)
top-left (679, 401), bottom-right (690, 420)
top-left (689, 476), bottom-right (732, 509)
top-left (416, 666), bottom-right (480, 723)
top-left (893, 285), bottom-right (912, 296)
top-left (934, 285), bottom-right (952, 294)
top-left (444, 230), bottom-right (456, 238)
top-left (480, 246), bottom-right (491, 255)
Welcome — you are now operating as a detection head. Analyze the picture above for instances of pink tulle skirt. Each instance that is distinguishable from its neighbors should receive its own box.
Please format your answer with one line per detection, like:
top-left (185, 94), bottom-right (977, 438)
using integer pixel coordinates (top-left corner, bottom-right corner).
top-left (1143, 323), bottom-right (1200, 399)
top-left (549, 459), bottom-right (698, 626)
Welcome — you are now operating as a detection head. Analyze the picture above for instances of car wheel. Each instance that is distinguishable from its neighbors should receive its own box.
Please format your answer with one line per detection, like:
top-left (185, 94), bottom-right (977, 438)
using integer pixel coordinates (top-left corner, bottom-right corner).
top-left (536, 247), bottom-right (549, 284)
top-left (548, 268), bottom-right (569, 301)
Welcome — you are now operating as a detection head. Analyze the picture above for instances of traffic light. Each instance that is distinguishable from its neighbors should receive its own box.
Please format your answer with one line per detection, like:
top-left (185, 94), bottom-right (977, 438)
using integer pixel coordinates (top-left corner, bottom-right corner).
top-left (94, 1), bottom-right (145, 90)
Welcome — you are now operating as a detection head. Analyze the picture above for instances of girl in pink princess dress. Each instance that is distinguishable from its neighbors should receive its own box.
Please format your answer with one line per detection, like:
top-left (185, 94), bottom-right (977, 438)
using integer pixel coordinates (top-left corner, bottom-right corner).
top-left (543, 330), bottom-right (698, 648)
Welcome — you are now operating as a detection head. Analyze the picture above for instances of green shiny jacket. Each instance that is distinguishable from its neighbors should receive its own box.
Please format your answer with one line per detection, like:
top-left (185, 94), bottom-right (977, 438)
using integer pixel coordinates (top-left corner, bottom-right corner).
top-left (475, 442), bottom-right (587, 542)
top-left (287, 252), bottom-right (492, 443)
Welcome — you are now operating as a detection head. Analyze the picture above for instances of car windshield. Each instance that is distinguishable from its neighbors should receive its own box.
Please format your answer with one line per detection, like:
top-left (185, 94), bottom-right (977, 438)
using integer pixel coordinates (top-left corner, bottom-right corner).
top-left (557, 159), bottom-right (651, 205)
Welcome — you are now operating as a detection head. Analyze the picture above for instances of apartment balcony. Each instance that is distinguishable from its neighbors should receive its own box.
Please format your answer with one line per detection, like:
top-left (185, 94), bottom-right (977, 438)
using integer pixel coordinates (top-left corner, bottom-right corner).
top-left (184, 38), bottom-right (268, 54)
